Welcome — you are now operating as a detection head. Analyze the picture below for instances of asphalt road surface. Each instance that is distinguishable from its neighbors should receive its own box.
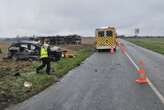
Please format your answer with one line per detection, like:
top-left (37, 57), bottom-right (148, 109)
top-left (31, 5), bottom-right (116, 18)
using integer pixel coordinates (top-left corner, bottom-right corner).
top-left (7, 40), bottom-right (164, 110)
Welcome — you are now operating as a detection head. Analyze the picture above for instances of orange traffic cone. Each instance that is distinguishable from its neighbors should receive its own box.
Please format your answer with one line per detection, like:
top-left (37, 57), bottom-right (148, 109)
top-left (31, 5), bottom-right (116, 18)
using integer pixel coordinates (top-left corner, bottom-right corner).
top-left (135, 69), bottom-right (148, 84)
top-left (135, 59), bottom-right (148, 84)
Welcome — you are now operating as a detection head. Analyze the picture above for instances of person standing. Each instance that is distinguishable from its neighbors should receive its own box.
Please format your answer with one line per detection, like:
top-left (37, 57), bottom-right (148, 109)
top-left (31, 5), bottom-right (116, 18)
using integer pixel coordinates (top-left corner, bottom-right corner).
top-left (36, 41), bottom-right (51, 75)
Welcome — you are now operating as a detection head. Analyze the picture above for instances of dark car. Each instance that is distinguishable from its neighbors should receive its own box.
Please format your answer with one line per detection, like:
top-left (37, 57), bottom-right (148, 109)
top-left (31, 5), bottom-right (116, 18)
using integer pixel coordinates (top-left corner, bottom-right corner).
top-left (7, 41), bottom-right (62, 61)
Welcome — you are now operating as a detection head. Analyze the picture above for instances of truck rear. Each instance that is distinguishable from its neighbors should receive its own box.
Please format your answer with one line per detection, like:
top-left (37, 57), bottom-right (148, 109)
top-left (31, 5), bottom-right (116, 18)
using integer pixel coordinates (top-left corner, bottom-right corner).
top-left (95, 27), bottom-right (117, 51)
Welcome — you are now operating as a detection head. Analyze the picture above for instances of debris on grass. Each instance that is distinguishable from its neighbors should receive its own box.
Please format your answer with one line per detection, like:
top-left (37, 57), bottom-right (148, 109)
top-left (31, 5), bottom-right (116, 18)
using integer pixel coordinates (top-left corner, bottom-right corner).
top-left (24, 81), bottom-right (32, 88)
top-left (0, 43), bottom-right (93, 110)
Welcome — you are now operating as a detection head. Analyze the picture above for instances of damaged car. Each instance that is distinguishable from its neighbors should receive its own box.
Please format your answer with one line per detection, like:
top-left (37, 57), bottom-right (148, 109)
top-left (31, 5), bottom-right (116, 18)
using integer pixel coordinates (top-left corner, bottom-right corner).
top-left (7, 41), bottom-right (62, 61)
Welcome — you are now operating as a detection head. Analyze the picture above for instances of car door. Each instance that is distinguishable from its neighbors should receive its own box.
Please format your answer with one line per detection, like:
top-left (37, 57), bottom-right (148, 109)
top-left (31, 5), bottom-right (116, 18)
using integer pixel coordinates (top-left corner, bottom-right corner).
top-left (18, 43), bottom-right (31, 59)
top-left (29, 44), bottom-right (40, 60)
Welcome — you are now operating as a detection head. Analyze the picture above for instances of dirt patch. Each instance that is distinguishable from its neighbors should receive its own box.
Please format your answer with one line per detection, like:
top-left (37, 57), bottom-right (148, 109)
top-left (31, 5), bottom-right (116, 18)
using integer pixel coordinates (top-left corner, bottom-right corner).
top-left (0, 60), bottom-right (32, 77)
top-left (0, 41), bottom-right (10, 59)
top-left (0, 90), bottom-right (15, 109)
top-left (0, 75), bottom-right (18, 109)
top-left (0, 41), bottom-right (9, 49)
top-left (0, 41), bottom-right (33, 77)
top-left (0, 41), bottom-right (93, 110)
top-left (0, 59), bottom-right (33, 109)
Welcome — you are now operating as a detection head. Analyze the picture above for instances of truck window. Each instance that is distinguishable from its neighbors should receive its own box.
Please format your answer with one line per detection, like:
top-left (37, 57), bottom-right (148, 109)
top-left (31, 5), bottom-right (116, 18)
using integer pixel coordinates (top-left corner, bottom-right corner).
top-left (106, 31), bottom-right (113, 36)
top-left (98, 31), bottom-right (104, 37)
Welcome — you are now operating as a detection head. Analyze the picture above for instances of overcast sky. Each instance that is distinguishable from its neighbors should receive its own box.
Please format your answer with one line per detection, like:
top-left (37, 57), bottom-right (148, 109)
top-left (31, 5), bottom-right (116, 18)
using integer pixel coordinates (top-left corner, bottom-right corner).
top-left (0, 0), bottom-right (164, 37)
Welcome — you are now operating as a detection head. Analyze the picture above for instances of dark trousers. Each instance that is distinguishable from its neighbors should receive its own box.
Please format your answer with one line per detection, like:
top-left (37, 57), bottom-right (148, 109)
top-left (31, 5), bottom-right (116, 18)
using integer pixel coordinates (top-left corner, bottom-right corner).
top-left (37, 58), bottom-right (51, 74)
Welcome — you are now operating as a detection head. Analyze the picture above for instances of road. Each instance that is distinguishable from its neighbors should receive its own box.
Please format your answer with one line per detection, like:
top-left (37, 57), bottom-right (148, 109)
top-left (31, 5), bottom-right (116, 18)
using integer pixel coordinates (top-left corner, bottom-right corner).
top-left (6, 40), bottom-right (164, 110)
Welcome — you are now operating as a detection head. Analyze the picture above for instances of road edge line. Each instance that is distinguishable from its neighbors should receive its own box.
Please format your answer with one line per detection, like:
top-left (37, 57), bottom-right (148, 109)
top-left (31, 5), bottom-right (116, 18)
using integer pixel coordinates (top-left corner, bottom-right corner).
top-left (124, 50), bottom-right (164, 105)
top-left (147, 78), bottom-right (164, 104)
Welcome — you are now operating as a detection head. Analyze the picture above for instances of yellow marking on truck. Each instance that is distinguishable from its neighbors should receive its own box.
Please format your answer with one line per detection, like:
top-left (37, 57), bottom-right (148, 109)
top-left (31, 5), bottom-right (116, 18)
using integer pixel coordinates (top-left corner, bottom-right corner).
top-left (95, 27), bottom-right (117, 50)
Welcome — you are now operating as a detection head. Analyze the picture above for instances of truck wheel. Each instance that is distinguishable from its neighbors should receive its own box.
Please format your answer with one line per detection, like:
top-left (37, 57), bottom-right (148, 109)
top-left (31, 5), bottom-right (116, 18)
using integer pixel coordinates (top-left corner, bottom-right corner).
top-left (114, 48), bottom-right (116, 52)
top-left (96, 49), bottom-right (100, 52)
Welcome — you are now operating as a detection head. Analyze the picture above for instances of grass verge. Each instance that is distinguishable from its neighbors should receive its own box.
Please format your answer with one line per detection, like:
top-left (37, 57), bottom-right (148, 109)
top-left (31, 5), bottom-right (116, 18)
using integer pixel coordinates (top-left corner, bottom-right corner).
top-left (54, 48), bottom-right (92, 78)
top-left (0, 47), bottom-right (93, 110)
top-left (126, 38), bottom-right (164, 55)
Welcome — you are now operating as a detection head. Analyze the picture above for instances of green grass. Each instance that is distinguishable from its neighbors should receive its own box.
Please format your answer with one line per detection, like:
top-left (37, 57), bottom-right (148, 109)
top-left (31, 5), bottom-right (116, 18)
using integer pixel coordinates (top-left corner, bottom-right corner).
top-left (126, 38), bottom-right (164, 55)
top-left (54, 48), bottom-right (92, 78)
top-left (0, 47), bottom-right (93, 109)
top-left (0, 74), bottom-right (54, 102)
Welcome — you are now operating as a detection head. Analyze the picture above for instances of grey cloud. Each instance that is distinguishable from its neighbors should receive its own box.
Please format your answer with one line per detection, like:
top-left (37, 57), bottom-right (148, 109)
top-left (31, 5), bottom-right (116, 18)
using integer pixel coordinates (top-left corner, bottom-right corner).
top-left (0, 0), bottom-right (164, 37)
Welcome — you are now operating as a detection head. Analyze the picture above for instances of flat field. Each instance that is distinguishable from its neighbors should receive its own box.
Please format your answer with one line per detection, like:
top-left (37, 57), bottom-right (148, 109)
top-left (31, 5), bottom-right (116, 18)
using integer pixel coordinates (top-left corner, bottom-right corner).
top-left (126, 38), bottom-right (164, 55)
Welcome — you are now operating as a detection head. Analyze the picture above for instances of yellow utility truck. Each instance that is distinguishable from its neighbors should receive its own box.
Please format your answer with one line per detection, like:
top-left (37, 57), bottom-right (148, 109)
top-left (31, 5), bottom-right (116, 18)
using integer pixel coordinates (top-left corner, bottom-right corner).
top-left (95, 27), bottom-right (117, 51)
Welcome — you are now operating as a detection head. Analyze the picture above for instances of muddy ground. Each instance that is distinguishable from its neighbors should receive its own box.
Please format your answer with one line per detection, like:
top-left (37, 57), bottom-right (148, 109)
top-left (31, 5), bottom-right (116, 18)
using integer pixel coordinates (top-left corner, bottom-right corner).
top-left (0, 41), bottom-right (10, 59)
top-left (0, 38), bottom-right (94, 109)
top-left (0, 39), bottom-right (94, 76)
top-left (0, 41), bottom-right (35, 109)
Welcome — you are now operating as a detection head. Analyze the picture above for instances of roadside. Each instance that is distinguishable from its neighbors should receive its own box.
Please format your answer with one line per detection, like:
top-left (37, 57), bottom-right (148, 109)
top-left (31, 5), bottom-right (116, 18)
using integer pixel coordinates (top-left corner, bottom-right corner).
top-left (126, 38), bottom-right (164, 55)
top-left (0, 40), bottom-right (93, 110)
top-left (122, 39), bottom-right (164, 106)
top-left (6, 45), bottom-right (164, 110)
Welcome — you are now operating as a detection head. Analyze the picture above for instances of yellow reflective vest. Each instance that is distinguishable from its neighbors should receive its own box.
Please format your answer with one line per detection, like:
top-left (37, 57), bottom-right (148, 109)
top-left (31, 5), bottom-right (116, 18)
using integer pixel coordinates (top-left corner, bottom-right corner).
top-left (40, 47), bottom-right (48, 58)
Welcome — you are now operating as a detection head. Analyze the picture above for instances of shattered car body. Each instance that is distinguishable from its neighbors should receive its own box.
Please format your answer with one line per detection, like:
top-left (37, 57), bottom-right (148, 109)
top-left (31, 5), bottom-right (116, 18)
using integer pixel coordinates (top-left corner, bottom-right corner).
top-left (7, 41), bottom-right (62, 61)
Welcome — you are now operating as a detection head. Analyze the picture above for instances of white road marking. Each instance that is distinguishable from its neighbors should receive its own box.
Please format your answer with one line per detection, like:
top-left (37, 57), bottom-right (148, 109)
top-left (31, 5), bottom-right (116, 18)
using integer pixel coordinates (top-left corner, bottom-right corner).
top-left (124, 52), bottom-right (140, 70)
top-left (124, 49), bottom-right (164, 105)
top-left (147, 78), bottom-right (164, 104)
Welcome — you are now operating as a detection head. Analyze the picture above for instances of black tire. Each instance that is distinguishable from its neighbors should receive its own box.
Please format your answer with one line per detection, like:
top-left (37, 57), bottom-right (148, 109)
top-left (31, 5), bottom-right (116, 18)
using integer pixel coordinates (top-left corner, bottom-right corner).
top-left (114, 48), bottom-right (116, 52)
top-left (96, 49), bottom-right (100, 52)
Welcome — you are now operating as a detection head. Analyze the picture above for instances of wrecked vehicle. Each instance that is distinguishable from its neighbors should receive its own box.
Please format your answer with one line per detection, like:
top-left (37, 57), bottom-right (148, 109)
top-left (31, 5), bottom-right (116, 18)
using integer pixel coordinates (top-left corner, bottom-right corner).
top-left (7, 41), bottom-right (62, 61)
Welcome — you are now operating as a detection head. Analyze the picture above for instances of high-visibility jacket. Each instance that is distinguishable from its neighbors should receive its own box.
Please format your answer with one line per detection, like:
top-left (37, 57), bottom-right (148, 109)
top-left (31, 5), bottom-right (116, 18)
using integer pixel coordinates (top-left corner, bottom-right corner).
top-left (40, 47), bottom-right (48, 58)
